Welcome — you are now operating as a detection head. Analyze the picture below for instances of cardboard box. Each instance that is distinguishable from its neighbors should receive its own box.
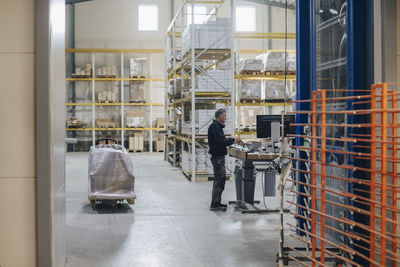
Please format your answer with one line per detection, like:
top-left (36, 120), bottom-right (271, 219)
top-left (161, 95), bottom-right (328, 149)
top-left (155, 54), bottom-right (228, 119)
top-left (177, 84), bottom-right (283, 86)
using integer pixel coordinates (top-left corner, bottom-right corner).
top-left (75, 68), bottom-right (81, 75)
top-left (155, 140), bottom-right (164, 152)
top-left (112, 92), bottom-right (117, 102)
top-left (102, 66), bottom-right (107, 76)
top-left (97, 68), bottom-right (103, 76)
top-left (134, 132), bottom-right (144, 151)
top-left (126, 110), bottom-right (146, 127)
top-left (111, 66), bottom-right (117, 76)
top-left (106, 66), bottom-right (112, 76)
top-left (156, 118), bottom-right (165, 128)
top-left (129, 136), bottom-right (134, 151)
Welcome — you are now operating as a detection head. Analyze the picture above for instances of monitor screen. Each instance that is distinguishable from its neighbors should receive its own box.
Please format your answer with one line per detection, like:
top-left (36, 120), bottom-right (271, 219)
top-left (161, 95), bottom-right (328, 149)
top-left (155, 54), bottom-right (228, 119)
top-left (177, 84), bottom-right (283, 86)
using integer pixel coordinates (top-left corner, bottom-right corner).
top-left (256, 115), bottom-right (295, 138)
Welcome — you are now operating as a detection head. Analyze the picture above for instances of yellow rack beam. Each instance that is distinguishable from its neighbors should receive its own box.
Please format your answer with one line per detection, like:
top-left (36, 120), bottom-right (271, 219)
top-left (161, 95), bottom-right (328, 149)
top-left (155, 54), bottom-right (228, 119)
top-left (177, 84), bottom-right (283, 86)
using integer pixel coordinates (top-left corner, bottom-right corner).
top-left (66, 77), bottom-right (164, 82)
top-left (66, 48), bottom-right (164, 53)
top-left (66, 103), bottom-right (164, 106)
top-left (235, 102), bottom-right (292, 107)
top-left (66, 127), bottom-right (165, 131)
top-left (236, 74), bottom-right (296, 81)
top-left (66, 128), bottom-right (94, 131)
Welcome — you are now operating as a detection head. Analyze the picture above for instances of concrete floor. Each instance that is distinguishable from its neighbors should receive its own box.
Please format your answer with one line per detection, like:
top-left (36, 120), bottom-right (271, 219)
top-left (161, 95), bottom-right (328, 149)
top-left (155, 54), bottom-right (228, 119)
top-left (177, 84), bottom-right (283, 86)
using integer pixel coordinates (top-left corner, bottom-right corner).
top-left (66, 152), bottom-right (296, 267)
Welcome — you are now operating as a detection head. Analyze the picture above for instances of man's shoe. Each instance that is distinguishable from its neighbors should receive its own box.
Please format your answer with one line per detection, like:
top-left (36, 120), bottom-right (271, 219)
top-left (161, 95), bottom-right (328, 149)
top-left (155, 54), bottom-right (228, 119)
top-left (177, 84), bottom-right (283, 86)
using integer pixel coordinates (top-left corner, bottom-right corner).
top-left (210, 203), bottom-right (227, 211)
top-left (210, 205), bottom-right (227, 212)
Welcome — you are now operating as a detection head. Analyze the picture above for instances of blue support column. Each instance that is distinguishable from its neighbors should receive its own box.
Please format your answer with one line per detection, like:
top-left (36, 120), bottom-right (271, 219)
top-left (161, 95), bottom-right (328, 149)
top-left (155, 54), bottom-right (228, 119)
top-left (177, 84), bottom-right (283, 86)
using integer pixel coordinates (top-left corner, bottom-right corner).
top-left (295, 0), bottom-right (310, 236)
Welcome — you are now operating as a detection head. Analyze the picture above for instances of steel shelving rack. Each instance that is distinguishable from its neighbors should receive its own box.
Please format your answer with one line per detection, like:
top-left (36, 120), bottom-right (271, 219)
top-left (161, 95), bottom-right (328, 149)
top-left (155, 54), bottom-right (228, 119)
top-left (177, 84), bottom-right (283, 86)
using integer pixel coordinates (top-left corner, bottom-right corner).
top-left (164, 0), bottom-right (297, 181)
top-left (165, 0), bottom-right (234, 182)
top-left (66, 48), bottom-right (165, 152)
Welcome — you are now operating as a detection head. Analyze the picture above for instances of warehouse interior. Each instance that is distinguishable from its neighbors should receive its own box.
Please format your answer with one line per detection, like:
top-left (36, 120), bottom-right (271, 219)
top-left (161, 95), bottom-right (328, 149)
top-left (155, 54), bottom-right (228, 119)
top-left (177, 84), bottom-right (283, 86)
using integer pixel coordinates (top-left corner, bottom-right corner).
top-left (1, 0), bottom-right (400, 267)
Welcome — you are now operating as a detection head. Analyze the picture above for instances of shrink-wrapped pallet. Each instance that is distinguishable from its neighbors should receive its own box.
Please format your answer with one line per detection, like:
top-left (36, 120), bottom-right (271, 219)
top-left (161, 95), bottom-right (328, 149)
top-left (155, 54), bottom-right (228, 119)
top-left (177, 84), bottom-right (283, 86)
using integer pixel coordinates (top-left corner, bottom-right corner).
top-left (129, 58), bottom-right (147, 77)
top-left (239, 58), bottom-right (263, 73)
top-left (88, 144), bottom-right (136, 201)
top-left (257, 51), bottom-right (287, 72)
top-left (129, 81), bottom-right (145, 102)
top-left (239, 80), bottom-right (261, 100)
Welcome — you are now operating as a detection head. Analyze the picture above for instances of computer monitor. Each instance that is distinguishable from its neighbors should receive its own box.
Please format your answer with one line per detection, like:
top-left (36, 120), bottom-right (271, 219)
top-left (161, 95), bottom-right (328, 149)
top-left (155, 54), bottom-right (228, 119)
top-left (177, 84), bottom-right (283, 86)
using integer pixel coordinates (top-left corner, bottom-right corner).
top-left (256, 115), bottom-right (295, 139)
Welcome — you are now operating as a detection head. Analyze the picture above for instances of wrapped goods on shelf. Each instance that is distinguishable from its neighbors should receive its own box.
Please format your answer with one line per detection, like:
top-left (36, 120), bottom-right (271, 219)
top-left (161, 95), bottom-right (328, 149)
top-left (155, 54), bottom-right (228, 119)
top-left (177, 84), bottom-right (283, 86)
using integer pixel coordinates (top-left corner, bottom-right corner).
top-left (97, 91), bottom-right (117, 103)
top-left (182, 18), bottom-right (232, 55)
top-left (238, 58), bottom-right (263, 73)
top-left (67, 117), bottom-right (88, 128)
top-left (182, 148), bottom-right (233, 174)
top-left (239, 80), bottom-right (261, 100)
top-left (72, 64), bottom-right (92, 77)
top-left (257, 51), bottom-right (287, 72)
top-left (156, 118), bottom-right (165, 128)
top-left (287, 53), bottom-right (296, 72)
top-left (129, 58), bottom-right (147, 77)
top-left (239, 107), bottom-right (261, 129)
top-left (263, 80), bottom-right (295, 100)
top-left (196, 70), bottom-right (232, 92)
top-left (129, 81), bottom-right (145, 102)
top-left (96, 65), bottom-right (117, 77)
top-left (126, 110), bottom-right (146, 128)
top-left (96, 119), bottom-right (119, 128)
top-left (218, 58), bottom-right (232, 70)
top-left (182, 105), bottom-right (232, 135)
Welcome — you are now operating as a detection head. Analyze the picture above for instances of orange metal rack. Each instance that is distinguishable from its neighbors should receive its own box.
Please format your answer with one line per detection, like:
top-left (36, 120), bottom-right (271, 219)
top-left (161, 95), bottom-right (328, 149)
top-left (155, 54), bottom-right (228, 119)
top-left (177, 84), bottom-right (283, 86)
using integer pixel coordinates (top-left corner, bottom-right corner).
top-left (285, 83), bottom-right (400, 266)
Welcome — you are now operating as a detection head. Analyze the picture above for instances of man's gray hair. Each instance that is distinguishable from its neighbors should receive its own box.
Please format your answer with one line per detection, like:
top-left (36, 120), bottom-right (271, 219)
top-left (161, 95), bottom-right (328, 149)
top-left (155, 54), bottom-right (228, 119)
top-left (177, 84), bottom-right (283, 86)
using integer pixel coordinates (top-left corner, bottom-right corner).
top-left (215, 108), bottom-right (226, 119)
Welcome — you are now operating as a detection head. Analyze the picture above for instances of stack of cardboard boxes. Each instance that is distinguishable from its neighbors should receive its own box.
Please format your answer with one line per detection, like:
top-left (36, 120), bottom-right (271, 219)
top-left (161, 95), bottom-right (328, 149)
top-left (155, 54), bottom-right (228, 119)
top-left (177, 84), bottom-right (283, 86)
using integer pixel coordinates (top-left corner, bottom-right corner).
top-left (196, 70), bottom-right (232, 92)
top-left (126, 110), bottom-right (146, 128)
top-left (96, 65), bottom-right (117, 78)
top-left (97, 91), bottom-right (117, 103)
top-left (72, 64), bottom-right (92, 78)
top-left (128, 132), bottom-right (144, 152)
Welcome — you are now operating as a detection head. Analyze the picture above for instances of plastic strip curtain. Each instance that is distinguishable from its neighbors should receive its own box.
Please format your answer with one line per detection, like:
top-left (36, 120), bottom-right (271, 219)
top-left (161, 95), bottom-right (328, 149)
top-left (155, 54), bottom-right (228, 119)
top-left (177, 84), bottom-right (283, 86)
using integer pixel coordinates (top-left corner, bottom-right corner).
top-left (288, 83), bottom-right (400, 266)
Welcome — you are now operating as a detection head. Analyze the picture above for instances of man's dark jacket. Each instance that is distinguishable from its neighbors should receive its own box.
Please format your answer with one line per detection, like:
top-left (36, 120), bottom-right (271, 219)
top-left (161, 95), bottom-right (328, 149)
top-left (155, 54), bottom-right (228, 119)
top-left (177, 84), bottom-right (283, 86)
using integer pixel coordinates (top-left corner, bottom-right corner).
top-left (208, 119), bottom-right (234, 157)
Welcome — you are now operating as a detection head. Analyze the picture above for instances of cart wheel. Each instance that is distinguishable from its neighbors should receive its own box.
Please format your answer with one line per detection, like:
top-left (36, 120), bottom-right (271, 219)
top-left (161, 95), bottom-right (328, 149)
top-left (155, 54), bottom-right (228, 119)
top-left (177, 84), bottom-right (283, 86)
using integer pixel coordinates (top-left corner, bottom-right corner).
top-left (127, 199), bottom-right (135, 205)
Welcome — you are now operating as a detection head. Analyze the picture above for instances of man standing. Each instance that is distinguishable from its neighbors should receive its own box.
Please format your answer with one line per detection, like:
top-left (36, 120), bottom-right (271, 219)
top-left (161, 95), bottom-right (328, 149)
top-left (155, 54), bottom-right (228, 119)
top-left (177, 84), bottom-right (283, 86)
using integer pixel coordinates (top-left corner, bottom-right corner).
top-left (208, 108), bottom-right (240, 211)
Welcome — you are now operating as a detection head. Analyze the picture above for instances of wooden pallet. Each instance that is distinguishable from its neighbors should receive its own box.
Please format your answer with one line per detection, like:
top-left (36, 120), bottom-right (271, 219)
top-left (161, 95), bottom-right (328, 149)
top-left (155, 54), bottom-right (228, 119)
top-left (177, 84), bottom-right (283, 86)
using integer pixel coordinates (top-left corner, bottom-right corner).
top-left (96, 75), bottom-right (117, 78)
top-left (239, 98), bottom-right (262, 103)
top-left (129, 100), bottom-right (146, 103)
top-left (263, 71), bottom-right (296, 76)
top-left (129, 75), bottom-right (146, 79)
top-left (71, 74), bottom-right (91, 78)
top-left (128, 149), bottom-right (143, 152)
top-left (98, 100), bottom-right (117, 103)
top-left (240, 70), bottom-right (263, 75)
top-left (262, 98), bottom-right (292, 103)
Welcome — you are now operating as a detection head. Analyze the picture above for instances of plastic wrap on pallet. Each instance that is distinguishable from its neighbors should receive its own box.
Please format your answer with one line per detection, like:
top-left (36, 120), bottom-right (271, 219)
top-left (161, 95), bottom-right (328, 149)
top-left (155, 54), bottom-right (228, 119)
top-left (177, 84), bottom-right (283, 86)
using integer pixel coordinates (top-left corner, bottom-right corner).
top-left (240, 80), bottom-right (262, 100)
top-left (218, 58), bottom-right (232, 70)
top-left (182, 18), bottom-right (232, 56)
top-left (126, 110), bottom-right (146, 127)
top-left (287, 53), bottom-right (296, 72)
top-left (257, 51), bottom-right (287, 72)
top-left (129, 58), bottom-right (147, 77)
top-left (264, 80), bottom-right (291, 100)
top-left (196, 70), bottom-right (232, 92)
top-left (88, 144), bottom-right (136, 200)
top-left (130, 81), bottom-right (145, 102)
top-left (239, 58), bottom-right (263, 72)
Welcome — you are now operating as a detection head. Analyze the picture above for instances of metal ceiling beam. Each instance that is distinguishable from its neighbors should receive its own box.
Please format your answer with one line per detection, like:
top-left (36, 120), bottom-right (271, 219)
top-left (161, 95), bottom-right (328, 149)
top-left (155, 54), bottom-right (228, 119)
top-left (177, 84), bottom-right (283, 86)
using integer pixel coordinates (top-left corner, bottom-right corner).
top-left (66, 0), bottom-right (92, 5)
top-left (245, 0), bottom-right (295, 10)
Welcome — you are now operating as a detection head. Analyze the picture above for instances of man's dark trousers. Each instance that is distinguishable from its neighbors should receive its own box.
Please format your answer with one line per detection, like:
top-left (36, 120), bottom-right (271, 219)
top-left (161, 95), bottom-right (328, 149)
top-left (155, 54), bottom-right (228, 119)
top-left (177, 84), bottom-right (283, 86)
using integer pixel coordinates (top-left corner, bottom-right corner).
top-left (210, 156), bottom-right (226, 205)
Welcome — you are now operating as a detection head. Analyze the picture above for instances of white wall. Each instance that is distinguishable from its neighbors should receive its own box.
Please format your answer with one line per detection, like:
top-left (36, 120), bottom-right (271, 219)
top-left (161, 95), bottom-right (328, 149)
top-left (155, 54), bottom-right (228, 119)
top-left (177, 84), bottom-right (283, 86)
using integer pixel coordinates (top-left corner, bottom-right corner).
top-left (72, 0), bottom-right (168, 137)
top-left (0, 0), bottom-right (37, 266)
